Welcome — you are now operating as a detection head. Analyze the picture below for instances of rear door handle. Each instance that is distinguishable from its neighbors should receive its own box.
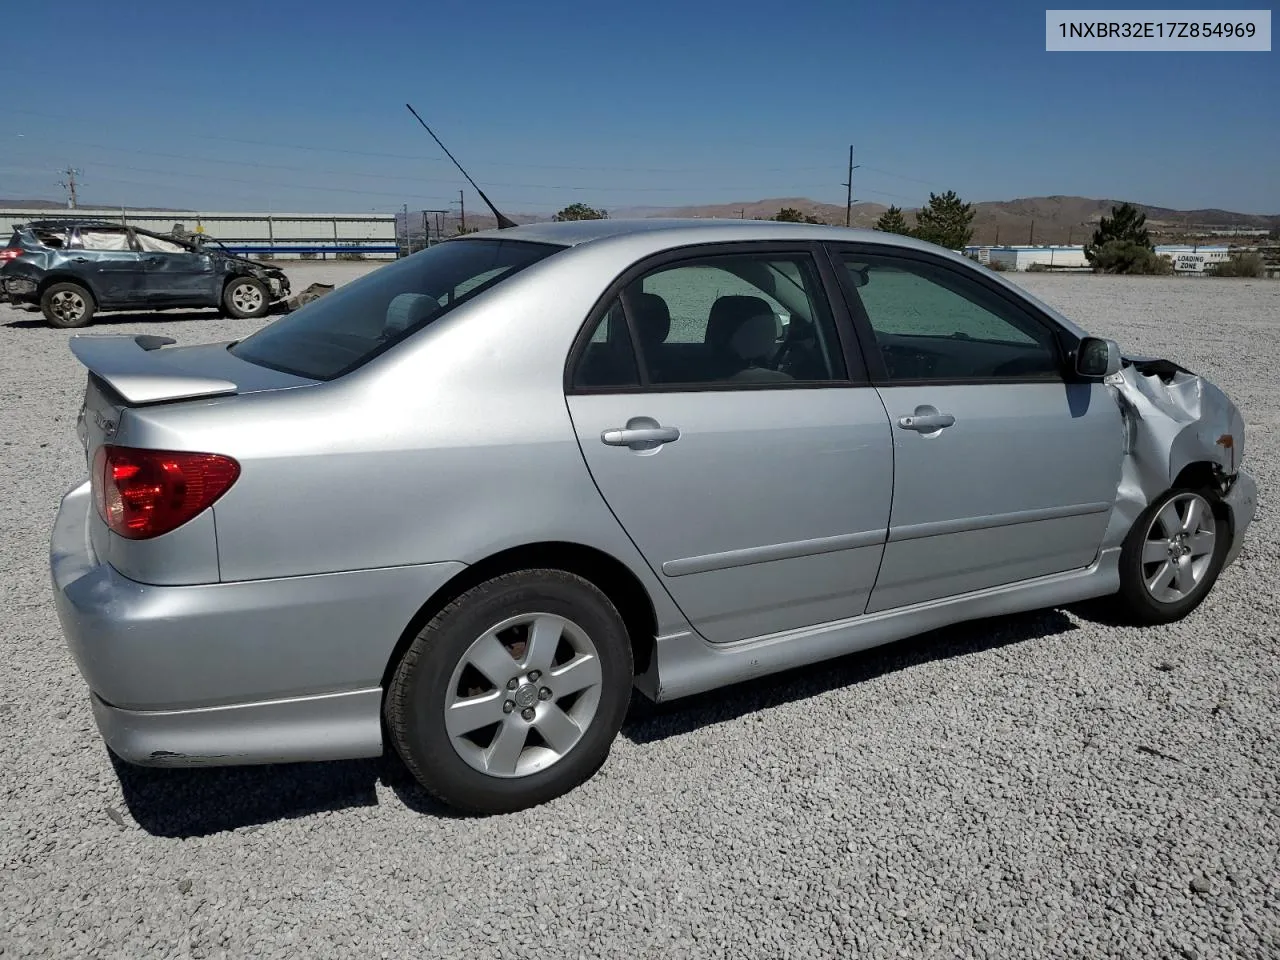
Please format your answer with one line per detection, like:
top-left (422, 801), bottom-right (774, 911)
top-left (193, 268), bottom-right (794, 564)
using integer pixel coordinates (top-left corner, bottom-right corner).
top-left (601, 425), bottom-right (680, 447)
top-left (897, 413), bottom-right (956, 432)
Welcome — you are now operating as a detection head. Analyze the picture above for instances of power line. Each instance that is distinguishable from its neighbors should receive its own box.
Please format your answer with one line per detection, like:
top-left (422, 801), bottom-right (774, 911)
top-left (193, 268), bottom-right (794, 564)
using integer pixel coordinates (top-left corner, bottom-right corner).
top-left (2, 106), bottom-right (864, 176)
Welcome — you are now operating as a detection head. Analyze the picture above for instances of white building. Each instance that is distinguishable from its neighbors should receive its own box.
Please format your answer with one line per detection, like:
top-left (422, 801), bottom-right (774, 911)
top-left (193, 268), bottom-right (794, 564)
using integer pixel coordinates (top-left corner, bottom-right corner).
top-left (987, 245), bottom-right (1091, 271)
top-left (0, 209), bottom-right (400, 259)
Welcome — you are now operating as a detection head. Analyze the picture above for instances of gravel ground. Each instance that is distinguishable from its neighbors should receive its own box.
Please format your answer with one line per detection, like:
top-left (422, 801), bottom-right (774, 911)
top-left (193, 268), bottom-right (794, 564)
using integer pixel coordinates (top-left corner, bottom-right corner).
top-left (1, 265), bottom-right (1277, 959)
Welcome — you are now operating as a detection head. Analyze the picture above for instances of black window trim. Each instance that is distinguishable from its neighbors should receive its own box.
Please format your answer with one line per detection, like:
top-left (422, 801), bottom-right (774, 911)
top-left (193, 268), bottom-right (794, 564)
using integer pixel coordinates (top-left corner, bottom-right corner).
top-left (820, 241), bottom-right (1085, 388)
top-left (564, 240), bottom-right (871, 396)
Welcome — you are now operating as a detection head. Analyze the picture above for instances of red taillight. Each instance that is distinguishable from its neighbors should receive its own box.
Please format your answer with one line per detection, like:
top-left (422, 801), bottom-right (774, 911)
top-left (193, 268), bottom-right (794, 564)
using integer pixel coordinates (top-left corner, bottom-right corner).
top-left (0, 248), bottom-right (23, 262)
top-left (91, 445), bottom-right (240, 540)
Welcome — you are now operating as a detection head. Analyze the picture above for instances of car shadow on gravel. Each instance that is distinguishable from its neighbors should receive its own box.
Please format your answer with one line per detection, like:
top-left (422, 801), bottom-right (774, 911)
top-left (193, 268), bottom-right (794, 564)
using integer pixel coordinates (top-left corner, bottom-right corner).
top-left (3, 302), bottom-right (289, 329)
top-left (112, 609), bottom-right (1077, 837)
top-left (112, 746), bottom-right (475, 837)
top-left (621, 608), bottom-right (1079, 745)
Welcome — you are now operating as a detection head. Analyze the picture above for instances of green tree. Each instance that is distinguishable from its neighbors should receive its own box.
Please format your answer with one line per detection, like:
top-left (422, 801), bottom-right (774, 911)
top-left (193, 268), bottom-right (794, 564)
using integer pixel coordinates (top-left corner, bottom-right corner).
top-left (874, 205), bottom-right (910, 235)
top-left (912, 191), bottom-right (974, 249)
top-left (1085, 202), bottom-right (1151, 269)
top-left (772, 207), bottom-right (825, 224)
top-left (553, 203), bottom-right (608, 221)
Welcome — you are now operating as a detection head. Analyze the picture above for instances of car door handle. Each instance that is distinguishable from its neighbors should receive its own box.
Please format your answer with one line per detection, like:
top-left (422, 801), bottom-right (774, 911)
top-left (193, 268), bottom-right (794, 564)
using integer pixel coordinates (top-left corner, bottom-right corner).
top-left (601, 426), bottom-right (680, 447)
top-left (70, 257), bottom-right (89, 263)
top-left (897, 413), bottom-right (956, 432)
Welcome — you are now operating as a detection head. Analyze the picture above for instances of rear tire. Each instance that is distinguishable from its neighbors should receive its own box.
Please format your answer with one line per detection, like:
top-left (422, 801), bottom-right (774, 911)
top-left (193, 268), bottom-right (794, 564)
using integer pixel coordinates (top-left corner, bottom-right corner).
top-left (41, 282), bottom-right (96, 329)
top-left (1112, 487), bottom-right (1229, 625)
top-left (222, 276), bottom-right (270, 319)
top-left (385, 570), bottom-right (633, 814)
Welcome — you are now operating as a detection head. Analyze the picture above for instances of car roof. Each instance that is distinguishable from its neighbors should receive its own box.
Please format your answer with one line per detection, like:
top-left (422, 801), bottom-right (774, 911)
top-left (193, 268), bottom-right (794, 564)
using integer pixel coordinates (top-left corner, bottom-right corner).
top-left (467, 217), bottom-right (950, 256)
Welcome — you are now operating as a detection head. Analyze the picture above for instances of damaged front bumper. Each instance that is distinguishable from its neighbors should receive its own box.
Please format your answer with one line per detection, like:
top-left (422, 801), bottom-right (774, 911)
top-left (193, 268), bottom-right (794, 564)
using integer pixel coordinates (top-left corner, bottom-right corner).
top-left (1106, 356), bottom-right (1257, 569)
top-left (1221, 469), bottom-right (1258, 568)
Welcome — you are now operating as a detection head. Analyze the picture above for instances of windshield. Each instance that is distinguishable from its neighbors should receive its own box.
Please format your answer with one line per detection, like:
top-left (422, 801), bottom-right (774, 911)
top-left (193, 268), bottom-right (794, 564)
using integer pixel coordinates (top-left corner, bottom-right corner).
top-left (230, 238), bottom-right (563, 380)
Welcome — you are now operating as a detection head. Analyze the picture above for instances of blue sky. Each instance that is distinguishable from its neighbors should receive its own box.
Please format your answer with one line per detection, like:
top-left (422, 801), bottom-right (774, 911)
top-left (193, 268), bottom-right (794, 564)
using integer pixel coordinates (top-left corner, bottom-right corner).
top-left (2, 0), bottom-right (1275, 214)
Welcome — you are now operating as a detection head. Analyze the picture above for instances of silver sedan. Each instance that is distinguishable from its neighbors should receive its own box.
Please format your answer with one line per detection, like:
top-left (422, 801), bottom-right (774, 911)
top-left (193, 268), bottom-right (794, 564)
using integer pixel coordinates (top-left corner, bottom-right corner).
top-left (50, 219), bottom-right (1257, 813)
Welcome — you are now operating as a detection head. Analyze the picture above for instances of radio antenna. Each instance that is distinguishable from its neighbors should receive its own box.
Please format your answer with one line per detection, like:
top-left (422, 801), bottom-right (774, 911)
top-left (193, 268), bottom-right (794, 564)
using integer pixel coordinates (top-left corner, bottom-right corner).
top-left (406, 103), bottom-right (516, 230)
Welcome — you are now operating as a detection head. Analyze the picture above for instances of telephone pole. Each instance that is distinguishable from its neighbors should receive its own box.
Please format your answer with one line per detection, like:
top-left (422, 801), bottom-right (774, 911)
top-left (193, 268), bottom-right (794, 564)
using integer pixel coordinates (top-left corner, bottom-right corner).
top-left (841, 145), bottom-right (860, 228)
top-left (58, 167), bottom-right (82, 209)
top-left (459, 190), bottom-right (466, 233)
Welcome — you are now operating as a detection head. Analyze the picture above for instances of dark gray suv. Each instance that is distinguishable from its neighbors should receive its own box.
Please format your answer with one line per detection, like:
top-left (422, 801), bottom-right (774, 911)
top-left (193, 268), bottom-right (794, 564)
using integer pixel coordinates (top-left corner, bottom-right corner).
top-left (0, 220), bottom-right (290, 328)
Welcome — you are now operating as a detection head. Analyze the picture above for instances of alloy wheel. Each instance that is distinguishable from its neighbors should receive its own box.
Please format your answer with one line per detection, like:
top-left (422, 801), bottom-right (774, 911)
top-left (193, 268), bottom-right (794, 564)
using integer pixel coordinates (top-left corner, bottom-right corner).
top-left (230, 281), bottom-right (264, 313)
top-left (1140, 492), bottom-right (1217, 604)
top-left (444, 613), bottom-right (603, 778)
top-left (50, 290), bottom-right (86, 323)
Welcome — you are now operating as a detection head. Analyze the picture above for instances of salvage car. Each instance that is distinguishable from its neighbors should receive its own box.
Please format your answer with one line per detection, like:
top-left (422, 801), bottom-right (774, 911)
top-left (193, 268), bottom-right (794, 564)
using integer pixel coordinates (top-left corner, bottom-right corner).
top-left (49, 219), bottom-right (1257, 814)
top-left (1, 220), bottom-right (290, 328)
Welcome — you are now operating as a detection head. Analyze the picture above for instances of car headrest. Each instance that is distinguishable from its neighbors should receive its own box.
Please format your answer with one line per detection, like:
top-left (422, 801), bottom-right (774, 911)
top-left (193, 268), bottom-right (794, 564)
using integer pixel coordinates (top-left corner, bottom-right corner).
top-left (385, 292), bottom-right (442, 336)
top-left (631, 292), bottom-right (671, 347)
top-left (729, 311), bottom-right (781, 363)
top-left (706, 295), bottom-right (775, 351)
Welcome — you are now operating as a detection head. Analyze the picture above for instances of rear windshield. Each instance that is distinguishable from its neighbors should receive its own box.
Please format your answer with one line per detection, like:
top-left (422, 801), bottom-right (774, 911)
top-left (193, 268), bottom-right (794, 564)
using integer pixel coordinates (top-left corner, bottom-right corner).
top-left (230, 238), bottom-right (563, 380)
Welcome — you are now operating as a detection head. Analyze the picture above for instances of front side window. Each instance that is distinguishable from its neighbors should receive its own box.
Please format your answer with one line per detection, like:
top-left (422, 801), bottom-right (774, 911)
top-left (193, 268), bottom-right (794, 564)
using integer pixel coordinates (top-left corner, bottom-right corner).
top-left (839, 254), bottom-right (1062, 382)
top-left (574, 252), bottom-right (846, 389)
top-left (231, 238), bottom-right (562, 380)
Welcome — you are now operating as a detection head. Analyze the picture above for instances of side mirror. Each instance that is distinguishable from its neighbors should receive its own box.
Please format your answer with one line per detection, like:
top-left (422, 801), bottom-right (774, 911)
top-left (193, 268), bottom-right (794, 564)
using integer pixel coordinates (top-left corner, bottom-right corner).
top-left (1076, 336), bottom-right (1121, 378)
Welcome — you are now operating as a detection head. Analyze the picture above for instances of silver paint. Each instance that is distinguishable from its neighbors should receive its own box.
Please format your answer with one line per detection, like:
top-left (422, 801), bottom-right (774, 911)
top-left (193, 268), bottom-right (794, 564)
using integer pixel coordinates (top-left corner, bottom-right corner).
top-left (48, 219), bottom-right (1257, 768)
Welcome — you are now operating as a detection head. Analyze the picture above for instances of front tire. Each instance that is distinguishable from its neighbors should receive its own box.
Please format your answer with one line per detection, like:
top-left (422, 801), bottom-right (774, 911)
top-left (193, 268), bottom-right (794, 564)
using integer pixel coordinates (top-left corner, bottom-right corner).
top-left (222, 276), bottom-right (270, 319)
top-left (41, 281), bottom-right (96, 328)
top-left (1113, 487), bottom-right (1229, 625)
top-left (385, 570), bottom-right (633, 814)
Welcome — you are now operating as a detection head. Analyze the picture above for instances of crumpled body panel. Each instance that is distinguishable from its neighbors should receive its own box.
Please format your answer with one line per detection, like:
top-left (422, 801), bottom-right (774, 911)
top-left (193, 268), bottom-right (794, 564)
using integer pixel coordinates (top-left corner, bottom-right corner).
top-left (1101, 357), bottom-right (1248, 549)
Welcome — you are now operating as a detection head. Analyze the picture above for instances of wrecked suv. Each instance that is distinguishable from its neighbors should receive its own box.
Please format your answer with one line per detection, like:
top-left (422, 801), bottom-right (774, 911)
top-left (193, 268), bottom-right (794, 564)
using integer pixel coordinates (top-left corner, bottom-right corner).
top-left (49, 219), bottom-right (1257, 815)
top-left (1, 220), bottom-right (290, 328)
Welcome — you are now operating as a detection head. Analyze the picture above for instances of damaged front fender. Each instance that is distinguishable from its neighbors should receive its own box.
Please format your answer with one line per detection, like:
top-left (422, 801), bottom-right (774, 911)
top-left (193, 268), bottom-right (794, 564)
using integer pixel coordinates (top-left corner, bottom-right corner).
top-left (1102, 356), bottom-right (1256, 563)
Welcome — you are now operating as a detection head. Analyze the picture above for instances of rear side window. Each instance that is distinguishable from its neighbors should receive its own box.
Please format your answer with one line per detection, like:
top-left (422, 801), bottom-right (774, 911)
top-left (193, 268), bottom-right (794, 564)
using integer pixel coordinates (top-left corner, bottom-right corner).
top-left (230, 239), bottom-right (562, 380)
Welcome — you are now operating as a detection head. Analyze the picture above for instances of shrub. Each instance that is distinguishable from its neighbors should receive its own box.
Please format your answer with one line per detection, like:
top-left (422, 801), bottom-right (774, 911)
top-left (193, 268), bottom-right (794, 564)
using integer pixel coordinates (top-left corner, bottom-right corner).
top-left (336, 251), bottom-right (366, 261)
top-left (1089, 240), bottom-right (1173, 275)
top-left (986, 258), bottom-right (1008, 271)
top-left (1207, 252), bottom-right (1265, 277)
top-left (1026, 262), bottom-right (1051, 273)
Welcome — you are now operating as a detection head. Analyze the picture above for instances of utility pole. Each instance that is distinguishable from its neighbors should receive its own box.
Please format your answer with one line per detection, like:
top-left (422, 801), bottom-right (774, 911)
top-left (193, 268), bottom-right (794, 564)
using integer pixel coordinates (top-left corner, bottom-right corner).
top-left (841, 145), bottom-right (859, 228)
top-left (1028, 219), bottom-right (1035, 245)
top-left (402, 203), bottom-right (409, 255)
top-left (422, 208), bottom-right (448, 247)
top-left (58, 167), bottom-right (82, 209)
top-left (459, 190), bottom-right (466, 233)
top-left (739, 208), bottom-right (745, 219)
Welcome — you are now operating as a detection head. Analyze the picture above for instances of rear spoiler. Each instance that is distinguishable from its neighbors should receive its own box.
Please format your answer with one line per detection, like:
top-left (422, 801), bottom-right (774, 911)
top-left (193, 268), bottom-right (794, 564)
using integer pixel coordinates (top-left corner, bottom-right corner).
top-left (68, 334), bottom-right (238, 405)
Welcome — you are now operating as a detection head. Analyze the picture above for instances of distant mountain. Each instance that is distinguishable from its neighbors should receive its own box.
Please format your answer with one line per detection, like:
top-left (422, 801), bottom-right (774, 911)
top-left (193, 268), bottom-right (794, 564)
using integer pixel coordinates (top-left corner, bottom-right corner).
top-left (395, 195), bottom-right (1280, 245)
top-left (635, 195), bottom-right (1278, 244)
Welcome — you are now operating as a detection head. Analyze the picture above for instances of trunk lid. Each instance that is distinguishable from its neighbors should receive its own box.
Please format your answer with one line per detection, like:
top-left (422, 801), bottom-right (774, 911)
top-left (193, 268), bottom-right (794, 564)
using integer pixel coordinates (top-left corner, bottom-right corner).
top-left (70, 333), bottom-right (317, 461)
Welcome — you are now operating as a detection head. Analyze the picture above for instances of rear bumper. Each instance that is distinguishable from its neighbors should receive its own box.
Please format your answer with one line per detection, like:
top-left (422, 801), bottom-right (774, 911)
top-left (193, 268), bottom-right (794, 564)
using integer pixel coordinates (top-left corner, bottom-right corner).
top-left (1223, 468), bottom-right (1258, 568)
top-left (51, 480), bottom-right (466, 766)
top-left (1, 275), bottom-right (38, 302)
top-left (89, 689), bottom-right (383, 766)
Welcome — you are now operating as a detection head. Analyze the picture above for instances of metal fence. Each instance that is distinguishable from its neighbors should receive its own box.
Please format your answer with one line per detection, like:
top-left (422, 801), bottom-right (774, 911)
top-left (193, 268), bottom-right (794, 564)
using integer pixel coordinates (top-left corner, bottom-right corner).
top-left (0, 209), bottom-right (400, 259)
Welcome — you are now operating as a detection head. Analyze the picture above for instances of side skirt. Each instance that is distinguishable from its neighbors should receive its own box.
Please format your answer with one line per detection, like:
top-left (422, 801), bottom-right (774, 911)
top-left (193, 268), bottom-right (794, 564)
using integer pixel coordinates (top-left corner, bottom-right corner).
top-left (636, 548), bottom-right (1119, 702)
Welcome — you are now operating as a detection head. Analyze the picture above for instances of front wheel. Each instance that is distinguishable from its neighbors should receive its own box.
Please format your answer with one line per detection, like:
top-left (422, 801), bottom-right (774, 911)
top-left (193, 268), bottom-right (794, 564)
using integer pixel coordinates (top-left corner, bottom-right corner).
top-left (41, 281), bottom-right (96, 328)
top-left (385, 570), bottom-right (634, 814)
top-left (222, 276), bottom-right (270, 319)
top-left (1113, 487), bottom-right (1229, 625)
